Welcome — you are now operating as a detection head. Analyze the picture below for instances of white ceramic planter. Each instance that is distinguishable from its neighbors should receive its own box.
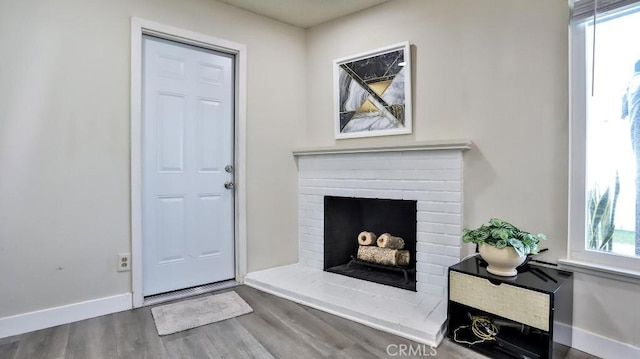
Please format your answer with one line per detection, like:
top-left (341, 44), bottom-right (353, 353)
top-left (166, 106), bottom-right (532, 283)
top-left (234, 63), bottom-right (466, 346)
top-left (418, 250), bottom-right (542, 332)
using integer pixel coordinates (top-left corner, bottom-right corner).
top-left (479, 243), bottom-right (526, 276)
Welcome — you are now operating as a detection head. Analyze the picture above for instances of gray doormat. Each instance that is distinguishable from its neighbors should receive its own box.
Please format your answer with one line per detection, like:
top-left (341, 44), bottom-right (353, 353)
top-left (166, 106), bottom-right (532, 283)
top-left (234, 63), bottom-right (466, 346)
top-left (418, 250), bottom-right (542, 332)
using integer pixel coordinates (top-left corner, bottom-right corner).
top-left (151, 290), bottom-right (253, 335)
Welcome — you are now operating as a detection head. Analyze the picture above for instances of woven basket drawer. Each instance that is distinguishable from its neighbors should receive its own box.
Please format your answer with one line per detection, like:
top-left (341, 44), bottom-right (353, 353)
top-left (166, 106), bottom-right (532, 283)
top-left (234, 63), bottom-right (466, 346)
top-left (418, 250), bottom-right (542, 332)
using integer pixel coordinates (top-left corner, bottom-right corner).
top-left (449, 271), bottom-right (550, 331)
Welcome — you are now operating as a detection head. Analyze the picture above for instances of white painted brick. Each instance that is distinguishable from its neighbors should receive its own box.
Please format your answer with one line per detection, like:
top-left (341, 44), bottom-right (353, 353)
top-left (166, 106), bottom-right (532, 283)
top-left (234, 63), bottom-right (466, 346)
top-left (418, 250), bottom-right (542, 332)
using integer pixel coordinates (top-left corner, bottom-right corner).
top-left (299, 194), bottom-right (323, 204)
top-left (417, 223), bottom-right (446, 234)
top-left (298, 178), bottom-right (317, 187)
top-left (416, 272), bottom-right (430, 284)
top-left (401, 150), bottom-right (460, 161)
top-left (309, 214), bottom-right (325, 224)
top-left (299, 226), bottom-right (322, 236)
top-left (399, 191), bottom-right (418, 201)
top-left (388, 159), bottom-right (454, 171)
top-left (445, 203), bottom-right (462, 214)
top-left (417, 201), bottom-right (462, 214)
top-left (428, 274), bottom-right (447, 287)
top-left (300, 249), bottom-right (323, 262)
top-left (350, 159), bottom-right (392, 170)
top-left (300, 258), bottom-right (323, 270)
top-left (299, 170), bottom-right (318, 179)
top-left (445, 224), bottom-right (462, 235)
top-left (299, 234), bottom-right (321, 244)
top-left (377, 167), bottom-right (462, 181)
top-left (355, 180), bottom-right (397, 190)
top-left (402, 191), bottom-right (461, 202)
top-left (300, 187), bottom-right (326, 196)
top-left (417, 232), bottom-right (459, 246)
top-left (416, 202), bottom-right (447, 213)
top-left (341, 179), bottom-right (370, 188)
top-left (418, 212), bottom-right (461, 225)
top-left (404, 159), bottom-right (462, 171)
top-left (306, 202), bottom-right (324, 211)
top-left (299, 251), bottom-right (310, 262)
top-left (299, 218), bottom-right (322, 228)
top-left (426, 254), bottom-right (460, 267)
top-left (302, 210), bottom-right (323, 221)
top-left (297, 158), bottom-right (312, 171)
top-left (327, 188), bottom-right (358, 197)
top-left (386, 180), bottom-right (416, 191)
top-left (348, 189), bottom-right (386, 198)
top-left (397, 181), bottom-right (460, 192)
top-left (430, 191), bottom-right (462, 203)
top-left (445, 246), bottom-right (460, 257)
top-left (330, 169), bottom-right (378, 180)
top-left (298, 198), bottom-right (311, 207)
top-left (417, 243), bottom-right (447, 255)
top-left (421, 170), bottom-right (461, 181)
top-left (375, 190), bottom-right (404, 199)
top-left (344, 152), bottom-right (380, 161)
top-left (373, 169), bottom-right (460, 181)
top-left (324, 179), bottom-right (350, 188)
top-left (416, 282), bottom-right (444, 296)
top-left (299, 241), bottom-right (323, 254)
top-left (416, 242), bottom-right (429, 253)
top-left (416, 263), bottom-right (445, 276)
top-left (416, 211), bottom-right (445, 223)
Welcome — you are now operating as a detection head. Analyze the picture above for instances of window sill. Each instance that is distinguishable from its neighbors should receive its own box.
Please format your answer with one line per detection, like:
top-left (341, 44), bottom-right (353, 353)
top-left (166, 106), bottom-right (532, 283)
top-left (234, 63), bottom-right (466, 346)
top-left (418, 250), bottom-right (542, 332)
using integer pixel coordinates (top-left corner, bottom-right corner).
top-left (558, 259), bottom-right (640, 285)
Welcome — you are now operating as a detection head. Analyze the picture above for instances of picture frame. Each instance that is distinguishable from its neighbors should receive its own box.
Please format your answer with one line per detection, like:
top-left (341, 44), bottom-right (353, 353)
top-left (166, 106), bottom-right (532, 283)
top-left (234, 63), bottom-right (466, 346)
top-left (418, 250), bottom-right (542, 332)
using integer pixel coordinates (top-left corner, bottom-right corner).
top-left (334, 41), bottom-right (412, 139)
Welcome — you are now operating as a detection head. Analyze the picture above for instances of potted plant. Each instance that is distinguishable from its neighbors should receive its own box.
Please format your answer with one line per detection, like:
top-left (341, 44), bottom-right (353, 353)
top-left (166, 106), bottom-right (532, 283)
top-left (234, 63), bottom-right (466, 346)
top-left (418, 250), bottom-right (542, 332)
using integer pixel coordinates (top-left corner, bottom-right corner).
top-left (462, 218), bottom-right (546, 276)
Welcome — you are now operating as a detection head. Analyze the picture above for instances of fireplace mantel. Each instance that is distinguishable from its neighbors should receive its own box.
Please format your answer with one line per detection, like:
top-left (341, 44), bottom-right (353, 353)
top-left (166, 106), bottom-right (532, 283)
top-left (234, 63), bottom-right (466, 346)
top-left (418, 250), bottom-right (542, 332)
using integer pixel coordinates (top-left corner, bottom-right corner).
top-left (292, 139), bottom-right (472, 156)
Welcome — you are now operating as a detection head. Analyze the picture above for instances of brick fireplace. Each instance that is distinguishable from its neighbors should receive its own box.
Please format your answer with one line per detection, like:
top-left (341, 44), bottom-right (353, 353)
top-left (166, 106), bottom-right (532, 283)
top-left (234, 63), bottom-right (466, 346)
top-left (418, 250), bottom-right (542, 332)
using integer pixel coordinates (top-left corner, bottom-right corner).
top-left (245, 141), bottom-right (471, 346)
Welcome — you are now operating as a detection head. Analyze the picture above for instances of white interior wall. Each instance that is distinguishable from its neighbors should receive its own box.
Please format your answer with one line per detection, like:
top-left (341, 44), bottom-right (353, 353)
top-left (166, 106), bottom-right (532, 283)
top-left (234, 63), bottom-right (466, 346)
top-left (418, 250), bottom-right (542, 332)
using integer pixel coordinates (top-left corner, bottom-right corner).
top-left (0, 0), bottom-right (304, 318)
top-left (303, 0), bottom-right (640, 352)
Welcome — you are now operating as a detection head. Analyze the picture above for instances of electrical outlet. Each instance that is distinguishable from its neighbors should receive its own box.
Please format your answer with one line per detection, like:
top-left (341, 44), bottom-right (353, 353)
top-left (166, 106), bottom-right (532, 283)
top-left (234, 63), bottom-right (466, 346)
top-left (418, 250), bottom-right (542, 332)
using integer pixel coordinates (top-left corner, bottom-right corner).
top-left (117, 253), bottom-right (131, 272)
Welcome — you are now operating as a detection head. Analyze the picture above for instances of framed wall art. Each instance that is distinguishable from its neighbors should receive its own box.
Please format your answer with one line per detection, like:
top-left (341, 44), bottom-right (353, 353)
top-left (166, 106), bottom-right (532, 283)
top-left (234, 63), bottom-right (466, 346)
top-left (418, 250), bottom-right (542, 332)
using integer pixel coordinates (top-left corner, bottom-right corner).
top-left (334, 41), bottom-right (412, 139)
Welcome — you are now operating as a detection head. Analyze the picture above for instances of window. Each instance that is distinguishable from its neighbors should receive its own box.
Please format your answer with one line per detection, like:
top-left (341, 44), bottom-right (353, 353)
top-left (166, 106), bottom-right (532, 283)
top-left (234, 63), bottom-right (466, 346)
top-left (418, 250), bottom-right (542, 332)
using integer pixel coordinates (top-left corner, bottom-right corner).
top-left (569, 0), bottom-right (640, 272)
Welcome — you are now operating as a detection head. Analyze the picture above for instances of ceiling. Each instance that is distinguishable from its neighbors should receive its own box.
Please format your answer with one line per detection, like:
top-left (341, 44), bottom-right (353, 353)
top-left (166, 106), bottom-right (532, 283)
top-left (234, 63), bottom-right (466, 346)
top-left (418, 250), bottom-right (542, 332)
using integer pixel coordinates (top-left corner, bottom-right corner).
top-left (217, 0), bottom-right (393, 28)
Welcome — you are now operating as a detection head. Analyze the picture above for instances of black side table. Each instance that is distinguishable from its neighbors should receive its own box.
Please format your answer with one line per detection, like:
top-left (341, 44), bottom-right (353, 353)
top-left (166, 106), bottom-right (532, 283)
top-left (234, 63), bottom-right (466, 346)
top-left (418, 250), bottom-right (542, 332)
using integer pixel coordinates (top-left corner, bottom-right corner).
top-left (447, 256), bottom-right (573, 359)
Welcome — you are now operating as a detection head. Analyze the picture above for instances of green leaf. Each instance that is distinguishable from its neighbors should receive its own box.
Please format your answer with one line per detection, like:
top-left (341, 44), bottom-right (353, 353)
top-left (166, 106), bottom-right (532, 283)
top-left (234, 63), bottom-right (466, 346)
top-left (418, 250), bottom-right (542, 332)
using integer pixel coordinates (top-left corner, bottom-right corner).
top-left (477, 230), bottom-right (490, 241)
top-left (509, 238), bottom-right (525, 257)
top-left (491, 228), bottom-right (510, 240)
top-left (590, 188), bottom-right (610, 240)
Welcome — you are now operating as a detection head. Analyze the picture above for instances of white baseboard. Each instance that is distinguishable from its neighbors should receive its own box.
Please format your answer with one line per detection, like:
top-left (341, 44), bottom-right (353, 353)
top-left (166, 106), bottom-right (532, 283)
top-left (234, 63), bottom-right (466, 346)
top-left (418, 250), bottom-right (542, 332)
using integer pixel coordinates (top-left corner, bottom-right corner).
top-left (555, 323), bottom-right (640, 358)
top-left (0, 293), bottom-right (132, 339)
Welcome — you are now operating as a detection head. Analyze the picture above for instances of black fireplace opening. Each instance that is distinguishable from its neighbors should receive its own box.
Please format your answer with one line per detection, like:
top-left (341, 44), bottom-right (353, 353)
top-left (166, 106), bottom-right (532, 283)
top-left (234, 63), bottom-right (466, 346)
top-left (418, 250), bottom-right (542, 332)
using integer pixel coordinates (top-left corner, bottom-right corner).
top-left (324, 196), bottom-right (417, 291)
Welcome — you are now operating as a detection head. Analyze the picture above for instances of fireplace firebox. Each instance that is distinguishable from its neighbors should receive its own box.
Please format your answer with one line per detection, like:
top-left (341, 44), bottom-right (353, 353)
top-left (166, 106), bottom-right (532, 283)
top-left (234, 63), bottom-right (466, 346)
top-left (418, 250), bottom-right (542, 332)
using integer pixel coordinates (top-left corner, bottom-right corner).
top-left (324, 196), bottom-right (417, 291)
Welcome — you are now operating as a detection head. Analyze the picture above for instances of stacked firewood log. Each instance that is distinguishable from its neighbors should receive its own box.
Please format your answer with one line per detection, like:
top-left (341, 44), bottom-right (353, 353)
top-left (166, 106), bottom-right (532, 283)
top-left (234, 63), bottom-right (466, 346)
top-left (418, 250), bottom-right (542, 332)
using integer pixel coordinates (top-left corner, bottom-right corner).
top-left (356, 231), bottom-right (410, 267)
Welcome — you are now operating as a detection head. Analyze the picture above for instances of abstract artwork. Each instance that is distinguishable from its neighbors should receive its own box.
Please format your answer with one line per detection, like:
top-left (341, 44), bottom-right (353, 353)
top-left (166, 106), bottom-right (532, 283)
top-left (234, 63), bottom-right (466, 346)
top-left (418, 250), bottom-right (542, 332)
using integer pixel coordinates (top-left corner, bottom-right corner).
top-left (334, 42), bottom-right (412, 139)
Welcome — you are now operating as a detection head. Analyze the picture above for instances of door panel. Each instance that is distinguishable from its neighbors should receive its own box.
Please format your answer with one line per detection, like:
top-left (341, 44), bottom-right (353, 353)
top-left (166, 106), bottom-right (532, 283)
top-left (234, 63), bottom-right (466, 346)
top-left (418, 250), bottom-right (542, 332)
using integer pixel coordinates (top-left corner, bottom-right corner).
top-left (156, 93), bottom-right (185, 173)
top-left (197, 99), bottom-right (223, 172)
top-left (196, 194), bottom-right (223, 257)
top-left (142, 35), bottom-right (235, 296)
top-left (157, 196), bottom-right (186, 264)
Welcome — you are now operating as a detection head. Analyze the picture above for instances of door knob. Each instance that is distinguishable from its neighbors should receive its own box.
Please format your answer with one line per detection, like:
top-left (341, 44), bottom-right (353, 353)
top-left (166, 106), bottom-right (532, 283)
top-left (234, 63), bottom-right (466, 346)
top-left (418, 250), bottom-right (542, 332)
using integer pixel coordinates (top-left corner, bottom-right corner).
top-left (224, 181), bottom-right (235, 189)
top-left (225, 165), bottom-right (234, 173)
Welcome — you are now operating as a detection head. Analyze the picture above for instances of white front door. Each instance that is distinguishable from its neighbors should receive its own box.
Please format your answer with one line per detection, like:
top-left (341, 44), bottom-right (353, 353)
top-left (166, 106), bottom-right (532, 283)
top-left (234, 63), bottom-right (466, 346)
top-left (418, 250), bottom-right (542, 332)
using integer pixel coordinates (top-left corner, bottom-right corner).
top-left (142, 35), bottom-right (235, 296)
